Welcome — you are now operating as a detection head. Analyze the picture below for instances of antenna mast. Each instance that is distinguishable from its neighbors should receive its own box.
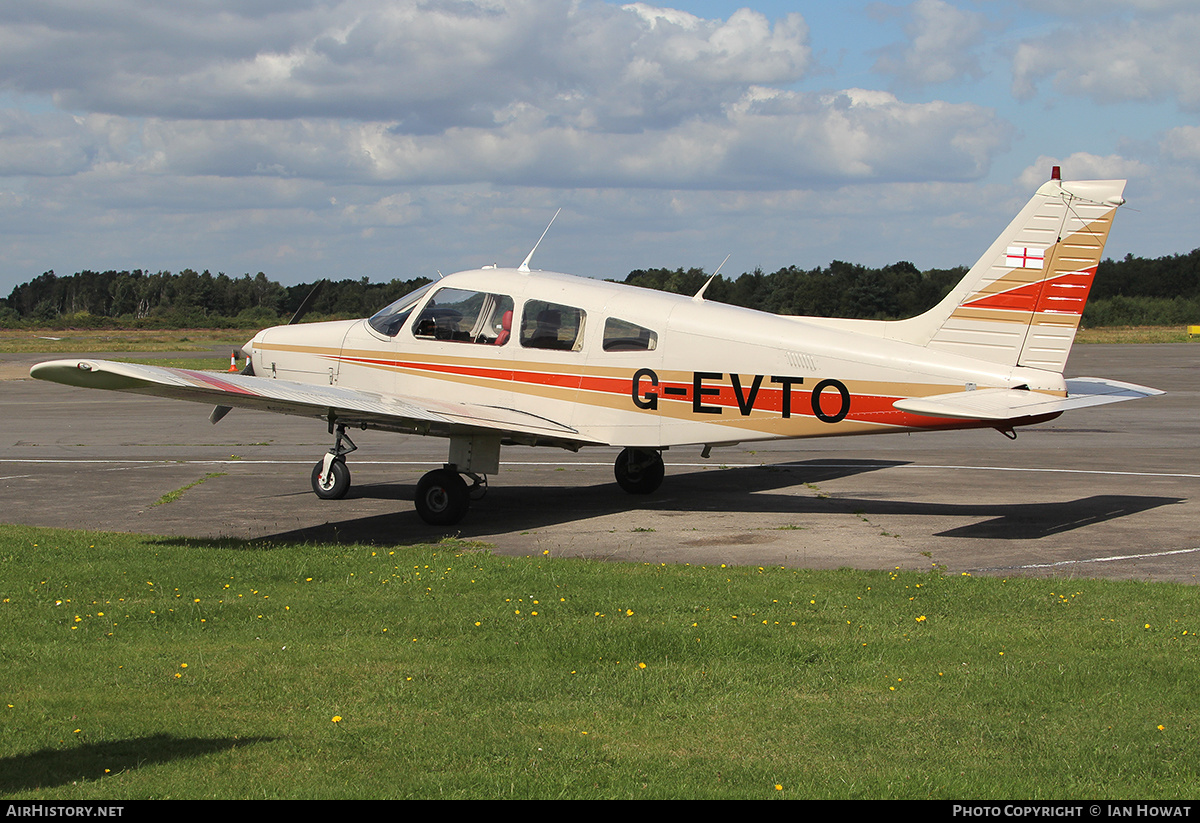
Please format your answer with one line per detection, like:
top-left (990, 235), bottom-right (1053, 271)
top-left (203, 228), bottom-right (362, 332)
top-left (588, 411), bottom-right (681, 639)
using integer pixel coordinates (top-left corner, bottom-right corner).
top-left (519, 209), bottom-right (562, 272)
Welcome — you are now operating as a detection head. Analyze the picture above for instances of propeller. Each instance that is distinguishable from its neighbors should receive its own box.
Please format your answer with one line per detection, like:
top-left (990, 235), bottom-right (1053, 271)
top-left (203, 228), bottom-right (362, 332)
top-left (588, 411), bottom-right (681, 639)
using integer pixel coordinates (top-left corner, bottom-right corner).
top-left (210, 280), bottom-right (327, 424)
top-left (287, 279), bottom-right (326, 326)
top-left (209, 354), bottom-right (253, 424)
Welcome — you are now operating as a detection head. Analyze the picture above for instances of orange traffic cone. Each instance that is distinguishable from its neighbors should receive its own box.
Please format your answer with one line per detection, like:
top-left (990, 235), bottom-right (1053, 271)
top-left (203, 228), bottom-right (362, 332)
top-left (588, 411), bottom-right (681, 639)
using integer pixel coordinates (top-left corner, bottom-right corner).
top-left (228, 352), bottom-right (238, 372)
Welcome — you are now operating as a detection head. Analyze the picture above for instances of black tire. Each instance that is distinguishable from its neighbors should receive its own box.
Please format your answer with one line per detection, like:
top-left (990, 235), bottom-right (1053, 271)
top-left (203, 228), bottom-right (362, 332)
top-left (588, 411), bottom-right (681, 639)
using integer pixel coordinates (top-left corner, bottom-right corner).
top-left (614, 448), bottom-right (664, 495)
top-left (415, 468), bottom-right (470, 525)
top-left (311, 458), bottom-right (351, 500)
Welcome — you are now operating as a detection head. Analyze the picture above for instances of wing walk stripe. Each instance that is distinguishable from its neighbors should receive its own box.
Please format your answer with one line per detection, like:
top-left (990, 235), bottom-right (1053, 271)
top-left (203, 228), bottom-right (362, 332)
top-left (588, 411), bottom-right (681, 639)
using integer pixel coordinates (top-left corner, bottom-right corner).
top-left (178, 370), bottom-right (261, 396)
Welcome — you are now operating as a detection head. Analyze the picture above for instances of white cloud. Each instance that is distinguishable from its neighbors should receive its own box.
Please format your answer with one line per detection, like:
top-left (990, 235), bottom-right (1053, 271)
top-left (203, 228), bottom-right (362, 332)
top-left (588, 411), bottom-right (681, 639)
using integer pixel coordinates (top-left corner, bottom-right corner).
top-left (30, 87), bottom-right (1005, 191)
top-left (1160, 126), bottom-right (1200, 164)
top-left (1016, 153), bottom-right (1151, 190)
top-left (0, 0), bottom-right (812, 133)
top-left (1011, 12), bottom-right (1200, 110)
top-left (0, 110), bottom-right (98, 176)
top-left (16, 1), bottom-right (1200, 298)
top-left (872, 0), bottom-right (990, 88)
top-left (1010, 0), bottom-right (1195, 15)
top-left (0, 1), bottom-right (1011, 190)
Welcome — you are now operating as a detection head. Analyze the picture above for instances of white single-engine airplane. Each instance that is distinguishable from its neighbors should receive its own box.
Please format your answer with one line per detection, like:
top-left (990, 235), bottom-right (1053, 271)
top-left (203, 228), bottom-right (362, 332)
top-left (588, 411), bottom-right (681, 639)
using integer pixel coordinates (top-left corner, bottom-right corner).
top-left (32, 170), bottom-right (1162, 525)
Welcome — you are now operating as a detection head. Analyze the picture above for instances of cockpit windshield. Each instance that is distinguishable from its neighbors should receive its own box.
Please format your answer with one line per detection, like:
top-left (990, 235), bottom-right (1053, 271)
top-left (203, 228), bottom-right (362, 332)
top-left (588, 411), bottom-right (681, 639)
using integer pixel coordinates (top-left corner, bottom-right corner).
top-left (367, 282), bottom-right (436, 337)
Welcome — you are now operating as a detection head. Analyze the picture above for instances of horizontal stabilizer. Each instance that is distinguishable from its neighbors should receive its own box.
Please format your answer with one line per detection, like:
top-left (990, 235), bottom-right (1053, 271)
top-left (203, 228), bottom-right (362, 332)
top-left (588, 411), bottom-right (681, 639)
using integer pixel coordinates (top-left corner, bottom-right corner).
top-left (893, 377), bottom-right (1163, 421)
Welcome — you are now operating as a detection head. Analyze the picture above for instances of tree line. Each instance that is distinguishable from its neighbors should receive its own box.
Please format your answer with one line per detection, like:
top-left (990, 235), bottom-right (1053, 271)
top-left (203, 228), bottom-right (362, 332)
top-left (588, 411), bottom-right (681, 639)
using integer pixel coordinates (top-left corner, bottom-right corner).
top-left (2, 249), bottom-right (1198, 328)
top-left (0, 269), bottom-right (433, 328)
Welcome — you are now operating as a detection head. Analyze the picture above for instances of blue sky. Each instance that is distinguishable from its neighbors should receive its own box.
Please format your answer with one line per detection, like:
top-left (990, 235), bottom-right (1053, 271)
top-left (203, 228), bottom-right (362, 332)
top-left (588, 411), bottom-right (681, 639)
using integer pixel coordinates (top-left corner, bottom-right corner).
top-left (1, 0), bottom-right (1197, 299)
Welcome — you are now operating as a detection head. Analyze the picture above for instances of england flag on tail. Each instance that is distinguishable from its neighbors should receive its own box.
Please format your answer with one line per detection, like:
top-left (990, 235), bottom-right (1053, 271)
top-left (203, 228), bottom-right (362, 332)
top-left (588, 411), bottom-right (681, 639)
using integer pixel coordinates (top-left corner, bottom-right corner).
top-left (1006, 246), bottom-right (1045, 269)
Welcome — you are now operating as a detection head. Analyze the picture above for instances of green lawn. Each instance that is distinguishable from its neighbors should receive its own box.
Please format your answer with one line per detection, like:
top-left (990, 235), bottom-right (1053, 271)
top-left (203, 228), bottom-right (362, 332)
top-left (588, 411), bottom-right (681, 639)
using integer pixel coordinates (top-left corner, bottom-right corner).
top-left (2, 524), bottom-right (1197, 799)
top-left (0, 329), bottom-right (246, 353)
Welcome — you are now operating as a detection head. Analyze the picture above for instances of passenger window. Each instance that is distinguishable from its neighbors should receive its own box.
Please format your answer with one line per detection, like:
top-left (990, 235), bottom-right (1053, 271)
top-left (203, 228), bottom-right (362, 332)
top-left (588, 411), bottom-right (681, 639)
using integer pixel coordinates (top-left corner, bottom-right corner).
top-left (412, 288), bottom-right (514, 345)
top-left (520, 300), bottom-right (586, 351)
top-left (602, 317), bottom-right (658, 352)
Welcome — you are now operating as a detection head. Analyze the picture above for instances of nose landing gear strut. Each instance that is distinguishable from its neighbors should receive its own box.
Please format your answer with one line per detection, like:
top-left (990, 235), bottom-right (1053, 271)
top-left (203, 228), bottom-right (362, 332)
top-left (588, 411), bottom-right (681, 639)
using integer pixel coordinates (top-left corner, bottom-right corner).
top-left (311, 422), bottom-right (357, 500)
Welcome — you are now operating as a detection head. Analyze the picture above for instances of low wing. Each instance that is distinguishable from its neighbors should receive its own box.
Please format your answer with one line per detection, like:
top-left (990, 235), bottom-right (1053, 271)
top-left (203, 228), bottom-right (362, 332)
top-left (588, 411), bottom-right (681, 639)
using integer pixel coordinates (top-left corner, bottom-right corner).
top-left (29, 359), bottom-right (599, 448)
top-left (892, 377), bottom-right (1164, 421)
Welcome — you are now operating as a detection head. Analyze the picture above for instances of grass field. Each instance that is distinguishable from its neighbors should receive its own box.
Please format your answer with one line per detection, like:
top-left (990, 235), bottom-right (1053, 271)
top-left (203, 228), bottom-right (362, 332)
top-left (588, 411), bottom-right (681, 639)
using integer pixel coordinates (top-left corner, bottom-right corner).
top-left (1075, 326), bottom-right (1196, 344)
top-left (111, 357), bottom-right (232, 371)
top-left (2, 524), bottom-right (1197, 800)
top-left (0, 329), bottom-right (246, 353)
top-left (1, 325), bottom-right (1195, 356)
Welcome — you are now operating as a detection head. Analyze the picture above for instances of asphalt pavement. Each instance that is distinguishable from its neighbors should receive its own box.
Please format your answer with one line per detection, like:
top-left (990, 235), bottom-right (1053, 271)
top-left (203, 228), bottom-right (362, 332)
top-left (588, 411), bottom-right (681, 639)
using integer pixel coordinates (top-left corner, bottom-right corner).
top-left (2, 343), bottom-right (1196, 582)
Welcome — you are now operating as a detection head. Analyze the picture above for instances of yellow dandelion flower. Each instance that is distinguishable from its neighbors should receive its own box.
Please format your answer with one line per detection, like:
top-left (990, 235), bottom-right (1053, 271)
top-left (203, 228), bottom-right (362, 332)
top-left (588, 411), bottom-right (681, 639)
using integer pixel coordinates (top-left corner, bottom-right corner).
top-left (332, 716), bottom-right (342, 723)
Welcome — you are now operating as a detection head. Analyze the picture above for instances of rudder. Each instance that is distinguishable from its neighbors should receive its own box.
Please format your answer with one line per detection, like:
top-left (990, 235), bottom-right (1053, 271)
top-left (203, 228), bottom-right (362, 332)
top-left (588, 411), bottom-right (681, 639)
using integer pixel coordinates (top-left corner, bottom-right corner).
top-left (917, 172), bottom-right (1127, 372)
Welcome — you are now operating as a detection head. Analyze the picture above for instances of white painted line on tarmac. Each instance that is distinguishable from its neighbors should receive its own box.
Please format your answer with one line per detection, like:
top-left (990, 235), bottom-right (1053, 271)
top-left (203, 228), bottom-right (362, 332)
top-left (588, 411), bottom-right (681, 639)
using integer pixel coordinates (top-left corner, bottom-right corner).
top-left (773, 462), bottom-right (1200, 480)
top-left (7, 458), bottom-right (1200, 480)
top-left (977, 546), bottom-right (1200, 572)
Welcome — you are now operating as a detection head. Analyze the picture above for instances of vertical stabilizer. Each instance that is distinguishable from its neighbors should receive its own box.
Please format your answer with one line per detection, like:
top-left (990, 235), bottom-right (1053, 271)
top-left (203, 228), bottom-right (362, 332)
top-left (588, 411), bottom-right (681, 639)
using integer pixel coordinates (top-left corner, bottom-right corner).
top-left (915, 176), bottom-right (1126, 372)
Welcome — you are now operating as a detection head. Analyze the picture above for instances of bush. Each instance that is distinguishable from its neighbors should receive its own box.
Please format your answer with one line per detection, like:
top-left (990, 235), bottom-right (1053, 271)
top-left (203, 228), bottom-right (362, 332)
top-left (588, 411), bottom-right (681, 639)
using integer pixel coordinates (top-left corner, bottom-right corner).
top-left (1083, 295), bottom-right (1200, 327)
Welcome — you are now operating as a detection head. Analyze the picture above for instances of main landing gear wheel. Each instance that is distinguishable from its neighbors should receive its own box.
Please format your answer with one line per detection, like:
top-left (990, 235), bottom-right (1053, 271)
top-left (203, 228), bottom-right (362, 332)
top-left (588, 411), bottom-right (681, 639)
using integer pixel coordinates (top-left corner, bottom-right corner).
top-left (311, 458), bottom-right (351, 500)
top-left (415, 468), bottom-right (470, 526)
top-left (614, 447), bottom-right (665, 495)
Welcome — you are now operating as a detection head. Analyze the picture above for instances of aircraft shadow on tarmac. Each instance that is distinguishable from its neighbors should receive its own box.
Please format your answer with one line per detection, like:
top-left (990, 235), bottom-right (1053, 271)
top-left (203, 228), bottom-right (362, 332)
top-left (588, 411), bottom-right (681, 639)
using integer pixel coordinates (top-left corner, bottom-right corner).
top-left (247, 459), bottom-right (1183, 546)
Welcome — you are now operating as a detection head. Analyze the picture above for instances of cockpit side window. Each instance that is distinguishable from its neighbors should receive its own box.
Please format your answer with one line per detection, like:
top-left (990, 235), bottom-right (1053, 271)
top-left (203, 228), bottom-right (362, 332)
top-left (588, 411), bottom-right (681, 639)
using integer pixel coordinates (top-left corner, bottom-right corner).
top-left (520, 300), bottom-right (586, 351)
top-left (367, 282), bottom-right (435, 337)
top-left (412, 288), bottom-right (514, 345)
top-left (602, 317), bottom-right (658, 352)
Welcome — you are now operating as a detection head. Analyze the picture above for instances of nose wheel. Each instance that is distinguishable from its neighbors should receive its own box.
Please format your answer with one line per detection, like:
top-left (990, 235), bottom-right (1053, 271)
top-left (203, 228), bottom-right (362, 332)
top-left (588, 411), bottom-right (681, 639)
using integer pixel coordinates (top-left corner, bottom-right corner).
top-left (311, 457), bottom-right (351, 499)
top-left (311, 422), bottom-right (357, 500)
